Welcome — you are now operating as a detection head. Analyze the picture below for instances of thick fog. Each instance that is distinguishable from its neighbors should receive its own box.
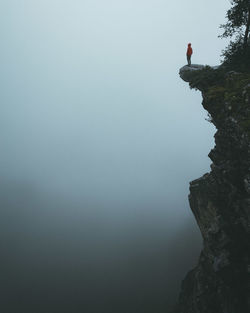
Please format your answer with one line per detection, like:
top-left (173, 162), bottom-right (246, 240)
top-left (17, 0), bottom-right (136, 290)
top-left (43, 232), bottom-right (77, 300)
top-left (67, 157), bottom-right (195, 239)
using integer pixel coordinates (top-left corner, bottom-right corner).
top-left (1, 1), bottom-right (230, 312)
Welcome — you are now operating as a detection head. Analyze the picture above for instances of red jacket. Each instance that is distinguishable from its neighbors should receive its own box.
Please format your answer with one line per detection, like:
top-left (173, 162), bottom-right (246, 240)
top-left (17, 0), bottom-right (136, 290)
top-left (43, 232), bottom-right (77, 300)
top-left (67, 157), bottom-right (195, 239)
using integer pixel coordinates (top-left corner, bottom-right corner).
top-left (187, 44), bottom-right (193, 56)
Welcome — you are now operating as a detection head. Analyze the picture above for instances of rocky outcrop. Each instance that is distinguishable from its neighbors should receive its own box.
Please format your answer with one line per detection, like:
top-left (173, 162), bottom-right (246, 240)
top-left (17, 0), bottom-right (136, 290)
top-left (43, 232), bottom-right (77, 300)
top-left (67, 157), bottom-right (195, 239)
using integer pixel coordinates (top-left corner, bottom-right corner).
top-left (179, 65), bottom-right (220, 82)
top-left (175, 66), bottom-right (250, 313)
top-left (179, 64), bottom-right (206, 82)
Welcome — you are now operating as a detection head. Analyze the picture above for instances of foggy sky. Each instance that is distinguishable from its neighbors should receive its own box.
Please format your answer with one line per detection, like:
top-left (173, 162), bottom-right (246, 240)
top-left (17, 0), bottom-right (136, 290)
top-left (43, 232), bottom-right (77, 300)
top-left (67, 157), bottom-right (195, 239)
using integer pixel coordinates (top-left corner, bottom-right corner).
top-left (0, 1), bottom-right (230, 312)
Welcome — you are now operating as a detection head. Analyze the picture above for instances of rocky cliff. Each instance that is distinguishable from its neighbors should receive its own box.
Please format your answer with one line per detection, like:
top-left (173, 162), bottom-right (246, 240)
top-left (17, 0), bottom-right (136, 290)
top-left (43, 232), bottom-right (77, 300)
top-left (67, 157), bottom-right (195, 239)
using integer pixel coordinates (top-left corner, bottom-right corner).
top-left (175, 65), bottom-right (250, 313)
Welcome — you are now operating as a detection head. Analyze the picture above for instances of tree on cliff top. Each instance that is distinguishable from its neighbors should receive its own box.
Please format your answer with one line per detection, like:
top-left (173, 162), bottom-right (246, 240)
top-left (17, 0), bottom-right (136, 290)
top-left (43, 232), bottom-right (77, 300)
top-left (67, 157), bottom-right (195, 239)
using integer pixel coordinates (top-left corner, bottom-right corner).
top-left (220, 0), bottom-right (250, 49)
top-left (220, 0), bottom-right (250, 71)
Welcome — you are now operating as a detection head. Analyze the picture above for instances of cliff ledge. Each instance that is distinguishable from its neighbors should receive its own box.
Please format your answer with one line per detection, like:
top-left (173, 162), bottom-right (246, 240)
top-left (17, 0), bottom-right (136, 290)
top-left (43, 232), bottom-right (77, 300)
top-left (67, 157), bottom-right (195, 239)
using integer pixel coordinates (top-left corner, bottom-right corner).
top-left (175, 65), bottom-right (250, 313)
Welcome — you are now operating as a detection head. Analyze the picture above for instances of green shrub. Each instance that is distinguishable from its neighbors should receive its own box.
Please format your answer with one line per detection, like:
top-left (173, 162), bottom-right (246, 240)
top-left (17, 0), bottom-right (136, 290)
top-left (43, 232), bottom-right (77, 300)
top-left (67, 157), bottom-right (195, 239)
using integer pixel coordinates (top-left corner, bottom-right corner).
top-left (188, 66), bottom-right (225, 91)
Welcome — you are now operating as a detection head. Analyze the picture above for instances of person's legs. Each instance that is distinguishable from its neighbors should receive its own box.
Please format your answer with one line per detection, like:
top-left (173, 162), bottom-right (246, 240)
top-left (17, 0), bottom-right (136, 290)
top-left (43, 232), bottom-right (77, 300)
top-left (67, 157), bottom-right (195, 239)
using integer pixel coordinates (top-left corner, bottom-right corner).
top-left (187, 55), bottom-right (191, 66)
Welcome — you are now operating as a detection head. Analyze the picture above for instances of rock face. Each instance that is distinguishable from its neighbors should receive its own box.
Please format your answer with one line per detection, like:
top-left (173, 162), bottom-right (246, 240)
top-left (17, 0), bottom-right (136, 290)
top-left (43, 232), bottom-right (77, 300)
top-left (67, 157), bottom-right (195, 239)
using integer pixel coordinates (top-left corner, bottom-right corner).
top-left (179, 64), bottom-right (206, 82)
top-left (175, 66), bottom-right (250, 313)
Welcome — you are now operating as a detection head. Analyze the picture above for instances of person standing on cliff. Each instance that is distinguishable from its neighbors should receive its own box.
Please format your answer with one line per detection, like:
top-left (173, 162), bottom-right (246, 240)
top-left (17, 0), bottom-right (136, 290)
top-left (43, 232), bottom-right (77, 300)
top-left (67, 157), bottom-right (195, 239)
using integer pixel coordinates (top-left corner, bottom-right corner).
top-left (186, 43), bottom-right (193, 66)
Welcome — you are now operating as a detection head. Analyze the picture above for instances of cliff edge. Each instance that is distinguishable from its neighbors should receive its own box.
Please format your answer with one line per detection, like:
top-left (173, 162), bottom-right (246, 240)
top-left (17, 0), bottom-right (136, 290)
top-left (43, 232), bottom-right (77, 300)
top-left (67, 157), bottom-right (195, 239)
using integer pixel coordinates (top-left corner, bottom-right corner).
top-left (175, 65), bottom-right (250, 313)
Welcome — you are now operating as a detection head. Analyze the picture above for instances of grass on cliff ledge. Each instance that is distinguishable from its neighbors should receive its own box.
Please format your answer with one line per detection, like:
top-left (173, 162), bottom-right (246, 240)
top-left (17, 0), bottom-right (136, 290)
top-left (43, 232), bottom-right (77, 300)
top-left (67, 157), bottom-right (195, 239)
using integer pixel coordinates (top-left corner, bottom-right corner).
top-left (187, 66), bottom-right (226, 91)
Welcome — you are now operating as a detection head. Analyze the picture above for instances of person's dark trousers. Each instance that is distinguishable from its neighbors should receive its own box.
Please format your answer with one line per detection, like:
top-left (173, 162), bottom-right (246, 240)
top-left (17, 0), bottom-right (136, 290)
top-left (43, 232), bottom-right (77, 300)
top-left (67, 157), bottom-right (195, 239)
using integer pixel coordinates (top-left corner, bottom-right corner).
top-left (187, 55), bottom-right (191, 66)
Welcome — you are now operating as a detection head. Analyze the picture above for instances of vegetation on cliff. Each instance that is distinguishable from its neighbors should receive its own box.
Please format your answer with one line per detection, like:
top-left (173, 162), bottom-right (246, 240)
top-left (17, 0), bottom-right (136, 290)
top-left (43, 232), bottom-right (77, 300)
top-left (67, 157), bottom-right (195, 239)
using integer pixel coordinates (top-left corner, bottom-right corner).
top-left (220, 0), bottom-right (250, 71)
top-left (220, 0), bottom-right (250, 47)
